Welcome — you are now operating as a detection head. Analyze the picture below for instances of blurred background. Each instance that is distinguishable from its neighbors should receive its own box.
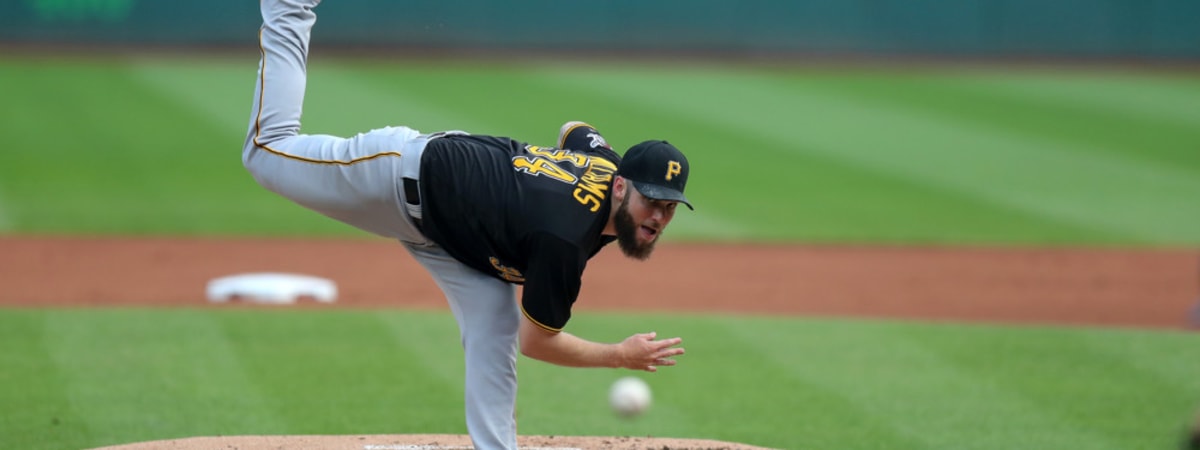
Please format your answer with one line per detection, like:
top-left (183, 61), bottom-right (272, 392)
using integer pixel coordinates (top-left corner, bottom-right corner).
top-left (2, 0), bottom-right (1199, 60)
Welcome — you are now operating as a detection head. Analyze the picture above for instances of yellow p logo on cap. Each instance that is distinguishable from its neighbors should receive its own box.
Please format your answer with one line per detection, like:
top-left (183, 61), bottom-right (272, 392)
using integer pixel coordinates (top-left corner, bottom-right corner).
top-left (666, 161), bottom-right (682, 181)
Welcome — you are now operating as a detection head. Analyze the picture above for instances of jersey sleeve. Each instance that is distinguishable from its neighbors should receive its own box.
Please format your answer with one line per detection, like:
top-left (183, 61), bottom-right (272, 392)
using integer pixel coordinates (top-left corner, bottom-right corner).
top-left (519, 232), bottom-right (588, 333)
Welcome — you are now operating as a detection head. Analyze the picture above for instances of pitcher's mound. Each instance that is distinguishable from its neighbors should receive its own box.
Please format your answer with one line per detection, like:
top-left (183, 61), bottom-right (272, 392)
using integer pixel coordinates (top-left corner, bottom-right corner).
top-left (92, 434), bottom-right (774, 450)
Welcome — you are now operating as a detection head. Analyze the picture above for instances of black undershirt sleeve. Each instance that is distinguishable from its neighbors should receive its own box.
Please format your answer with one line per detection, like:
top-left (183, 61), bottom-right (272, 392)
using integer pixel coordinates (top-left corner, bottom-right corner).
top-left (519, 233), bottom-right (588, 333)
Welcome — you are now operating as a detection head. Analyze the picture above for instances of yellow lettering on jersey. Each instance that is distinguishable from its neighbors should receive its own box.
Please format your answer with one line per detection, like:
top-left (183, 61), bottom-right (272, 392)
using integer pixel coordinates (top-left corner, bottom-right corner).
top-left (573, 190), bottom-right (602, 212)
top-left (513, 157), bottom-right (577, 184)
top-left (489, 257), bottom-right (525, 283)
top-left (666, 161), bottom-right (682, 180)
top-left (572, 157), bottom-right (617, 212)
top-left (527, 146), bottom-right (588, 167)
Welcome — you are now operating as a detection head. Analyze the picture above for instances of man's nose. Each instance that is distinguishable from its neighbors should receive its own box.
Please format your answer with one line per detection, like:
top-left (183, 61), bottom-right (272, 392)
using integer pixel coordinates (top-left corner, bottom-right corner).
top-left (651, 207), bottom-right (665, 221)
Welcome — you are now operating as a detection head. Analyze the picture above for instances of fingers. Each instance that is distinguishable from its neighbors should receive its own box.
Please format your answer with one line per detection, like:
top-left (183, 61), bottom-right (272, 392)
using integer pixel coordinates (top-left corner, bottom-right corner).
top-left (648, 337), bottom-right (684, 356)
top-left (651, 350), bottom-right (682, 365)
top-left (645, 346), bottom-right (683, 371)
top-left (642, 357), bottom-right (677, 372)
top-left (652, 337), bottom-right (683, 349)
top-left (624, 332), bottom-right (684, 371)
top-left (638, 332), bottom-right (681, 346)
top-left (654, 347), bottom-right (685, 359)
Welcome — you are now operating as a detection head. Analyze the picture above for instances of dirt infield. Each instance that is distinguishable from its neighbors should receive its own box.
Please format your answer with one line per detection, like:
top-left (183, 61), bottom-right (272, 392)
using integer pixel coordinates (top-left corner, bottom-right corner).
top-left (2, 236), bottom-right (1198, 449)
top-left (3, 236), bottom-right (1197, 328)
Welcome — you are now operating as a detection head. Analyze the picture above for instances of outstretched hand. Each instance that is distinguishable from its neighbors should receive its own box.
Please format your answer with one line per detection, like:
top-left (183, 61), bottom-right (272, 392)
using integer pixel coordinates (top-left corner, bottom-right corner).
top-left (619, 332), bottom-right (685, 372)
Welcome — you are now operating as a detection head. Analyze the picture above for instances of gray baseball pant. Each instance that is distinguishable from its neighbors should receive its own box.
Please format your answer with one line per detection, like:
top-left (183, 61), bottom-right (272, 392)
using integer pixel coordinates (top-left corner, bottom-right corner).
top-left (244, 1), bottom-right (520, 448)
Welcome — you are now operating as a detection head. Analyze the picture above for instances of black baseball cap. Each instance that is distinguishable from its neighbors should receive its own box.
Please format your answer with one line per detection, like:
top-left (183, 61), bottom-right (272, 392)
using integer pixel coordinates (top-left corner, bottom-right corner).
top-left (619, 140), bottom-right (693, 210)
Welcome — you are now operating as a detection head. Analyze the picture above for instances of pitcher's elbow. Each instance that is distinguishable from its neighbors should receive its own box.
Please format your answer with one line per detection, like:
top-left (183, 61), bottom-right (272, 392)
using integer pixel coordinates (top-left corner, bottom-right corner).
top-left (518, 339), bottom-right (539, 360)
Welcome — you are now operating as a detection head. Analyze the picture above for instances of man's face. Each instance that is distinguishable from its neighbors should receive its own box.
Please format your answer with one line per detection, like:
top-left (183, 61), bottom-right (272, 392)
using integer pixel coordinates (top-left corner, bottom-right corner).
top-left (613, 185), bottom-right (678, 260)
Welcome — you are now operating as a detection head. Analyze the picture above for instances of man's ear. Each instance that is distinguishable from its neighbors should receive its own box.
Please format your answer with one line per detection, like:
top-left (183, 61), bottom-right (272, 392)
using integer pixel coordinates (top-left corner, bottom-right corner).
top-left (612, 176), bottom-right (626, 202)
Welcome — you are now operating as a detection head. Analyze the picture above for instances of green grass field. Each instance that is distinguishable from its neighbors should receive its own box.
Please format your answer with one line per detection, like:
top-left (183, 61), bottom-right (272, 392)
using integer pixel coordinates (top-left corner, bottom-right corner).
top-left (1, 55), bottom-right (1199, 449)
top-left (2, 55), bottom-right (1199, 243)
top-left (3, 309), bottom-right (1200, 450)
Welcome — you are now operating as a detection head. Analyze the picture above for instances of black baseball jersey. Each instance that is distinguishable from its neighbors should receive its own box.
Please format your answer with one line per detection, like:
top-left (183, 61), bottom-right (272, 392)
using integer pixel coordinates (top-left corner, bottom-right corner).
top-left (418, 134), bottom-right (620, 332)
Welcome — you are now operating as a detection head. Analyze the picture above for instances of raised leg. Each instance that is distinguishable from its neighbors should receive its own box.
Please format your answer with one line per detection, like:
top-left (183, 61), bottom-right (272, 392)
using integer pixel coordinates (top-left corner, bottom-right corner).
top-left (242, 0), bottom-right (427, 243)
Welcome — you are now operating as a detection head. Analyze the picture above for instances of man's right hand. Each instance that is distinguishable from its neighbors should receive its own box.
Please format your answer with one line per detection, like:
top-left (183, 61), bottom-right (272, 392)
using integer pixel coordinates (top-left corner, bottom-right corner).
top-left (618, 332), bottom-right (685, 372)
top-left (518, 316), bottom-right (684, 371)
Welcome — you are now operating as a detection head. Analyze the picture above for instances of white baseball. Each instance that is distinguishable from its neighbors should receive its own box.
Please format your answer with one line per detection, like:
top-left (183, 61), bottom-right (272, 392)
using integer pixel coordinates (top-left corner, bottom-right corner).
top-left (608, 376), bottom-right (652, 417)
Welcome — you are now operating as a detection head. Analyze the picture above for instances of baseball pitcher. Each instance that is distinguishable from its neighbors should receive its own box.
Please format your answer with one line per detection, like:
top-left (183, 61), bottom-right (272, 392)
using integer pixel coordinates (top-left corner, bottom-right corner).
top-left (244, 1), bottom-right (691, 448)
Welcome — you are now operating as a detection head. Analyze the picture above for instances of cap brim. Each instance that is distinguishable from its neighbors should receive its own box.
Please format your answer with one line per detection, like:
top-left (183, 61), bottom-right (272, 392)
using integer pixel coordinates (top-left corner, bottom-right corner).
top-left (630, 181), bottom-right (694, 210)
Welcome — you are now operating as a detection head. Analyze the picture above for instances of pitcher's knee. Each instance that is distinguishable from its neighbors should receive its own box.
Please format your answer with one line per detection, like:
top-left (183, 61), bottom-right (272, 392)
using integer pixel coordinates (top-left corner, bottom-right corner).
top-left (240, 148), bottom-right (280, 193)
top-left (241, 149), bottom-right (263, 179)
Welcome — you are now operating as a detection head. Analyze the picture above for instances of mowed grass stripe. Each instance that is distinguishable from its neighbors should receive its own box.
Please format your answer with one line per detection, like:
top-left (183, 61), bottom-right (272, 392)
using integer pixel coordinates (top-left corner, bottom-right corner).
top-left (126, 60), bottom-right (386, 236)
top-left (770, 71), bottom-right (1200, 244)
top-left (514, 315), bottom-right (695, 439)
top-left (969, 70), bottom-right (1200, 130)
top-left (9, 58), bottom-right (1197, 244)
top-left (332, 62), bottom-right (762, 240)
top-left (42, 309), bottom-right (281, 447)
top-left (732, 319), bottom-right (1122, 450)
top-left (129, 57), bottom-right (258, 136)
top-left (0, 186), bottom-right (13, 232)
top-left (656, 316), bottom-right (923, 450)
top-left (642, 109), bottom-right (1124, 244)
top-left (899, 324), bottom-right (1200, 449)
top-left (132, 59), bottom-right (703, 236)
top-left (7, 310), bottom-right (1200, 450)
top-left (531, 67), bottom-right (1134, 243)
top-left (1082, 327), bottom-right (1200, 390)
top-left (0, 61), bottom-right (121, 231)
top-left (302, 65), bottom-right (493, 137)
top-left (132, 60), bottom-right (457, 236)
top-left (128, 59), bottom-right (524, 155)
top-left (337, 62), bottom-right (647, 140)
top-left (525, 66), bottom-right (1060, 243)
top-left (376, 311), bottom-right (466, 395)
top-left (543, 67), bottom-right (1200, 244)
top-left (217, 310), bottom-right (465, 433)
top-left (0, 60), bottom-right (64, 230)
top-left (662, 209), bottom-right (756, 241)
top-left (0, 61), bottom-right (262, 233)
top-left (0, 310), bottom-right (92, 450)
top-left (509, 314), bottom-right (823, 450)
top-left (131, 58), bottom-right (486, 138)
top-left (802, 71), bottom-right (1200, 173)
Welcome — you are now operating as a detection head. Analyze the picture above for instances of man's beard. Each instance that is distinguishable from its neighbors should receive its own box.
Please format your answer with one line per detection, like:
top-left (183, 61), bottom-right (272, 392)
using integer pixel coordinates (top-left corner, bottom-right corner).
top-left (614, 192), bottom-right (657, 260)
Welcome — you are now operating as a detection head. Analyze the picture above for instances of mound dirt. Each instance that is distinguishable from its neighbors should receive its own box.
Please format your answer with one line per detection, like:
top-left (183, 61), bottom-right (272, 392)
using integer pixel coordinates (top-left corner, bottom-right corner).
top-left (92, 433), bottom-right (772, 450)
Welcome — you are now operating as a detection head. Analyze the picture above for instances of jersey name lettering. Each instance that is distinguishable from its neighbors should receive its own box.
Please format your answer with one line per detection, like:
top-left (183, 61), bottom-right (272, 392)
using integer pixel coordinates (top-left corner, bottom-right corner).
top-left (512, 146), bottom-right (617, 212)
top-left (573, 157), bottom-right (617, 212)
